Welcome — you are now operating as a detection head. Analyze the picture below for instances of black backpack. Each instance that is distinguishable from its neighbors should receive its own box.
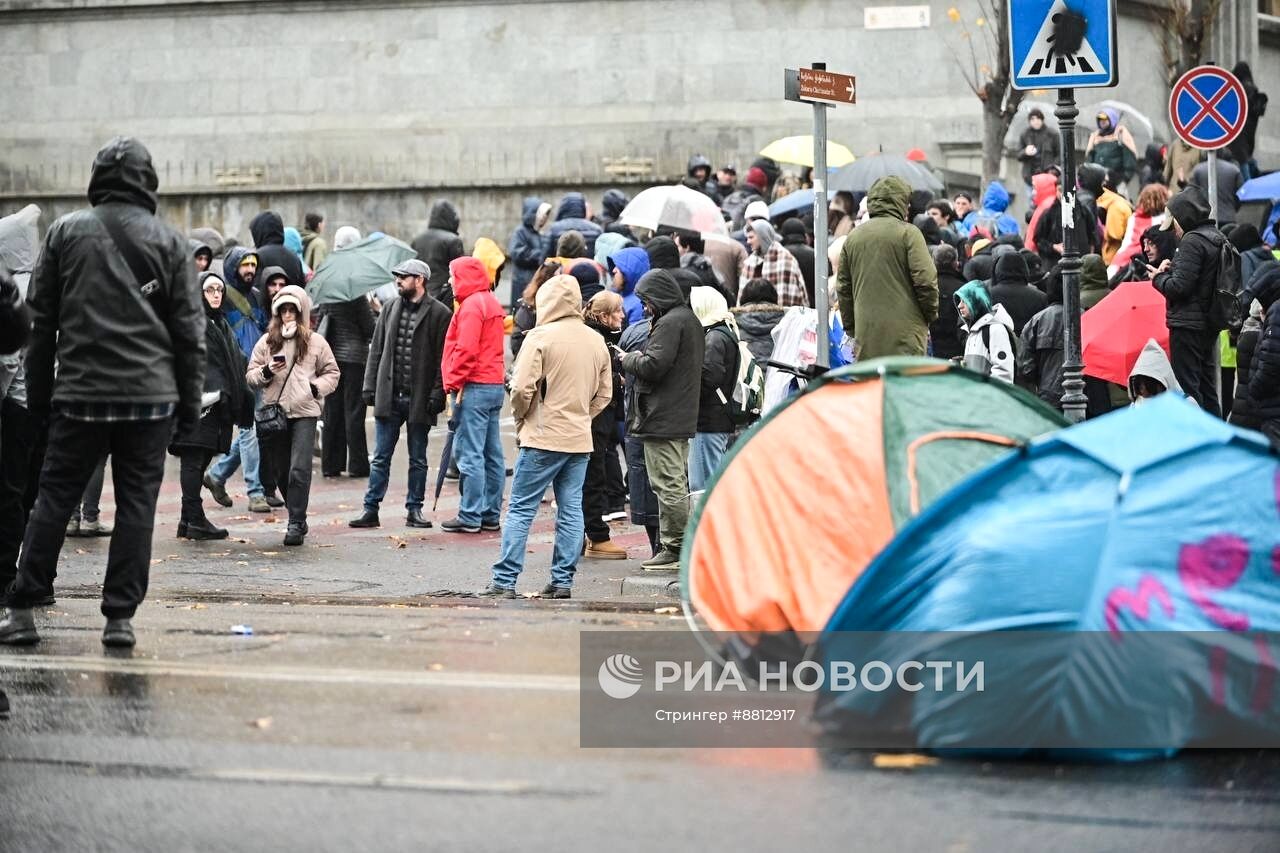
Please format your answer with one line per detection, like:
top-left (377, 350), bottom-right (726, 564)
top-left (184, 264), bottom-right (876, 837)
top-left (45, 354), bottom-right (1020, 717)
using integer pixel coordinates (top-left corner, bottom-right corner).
top-left (1208, 238), bottom-right (1245, 334)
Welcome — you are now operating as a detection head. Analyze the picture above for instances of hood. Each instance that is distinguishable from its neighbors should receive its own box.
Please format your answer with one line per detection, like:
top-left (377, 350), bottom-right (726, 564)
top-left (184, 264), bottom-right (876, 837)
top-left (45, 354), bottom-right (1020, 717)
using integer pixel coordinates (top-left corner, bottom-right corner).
top-left (520, 196), bottom-right (543, 229)
top-left (449, 256), bottom-right (491, 301)
top-left (732, 302), bottom-right (787, 334)
top-left (259, 264), bottom-right (289, 297)
top-left (1100, 107), bottom-right (1121, 131)
top-left (780, 218), bottom-right (808, 245)
top-left (609, 246), bottom-right (650, 296)
top-left (634, 269), bottom-right (685, 317)
top-left (962, 254), bottom-right (995, 283)
top-left (333, 226), bottom-right (361, 250)
top-left (556, 193), bottom-right (588, 221)
top-left (1077, 163), bottom-right (1107, 195)
top-left (1140, 225), bottom-right (1177, 265)
top-left (189, 237), bottom-right (213, 258)
top-left (250, 211), bottom-right (285, 248)
top-left (992, 252), bottom-right (1030, 288)
top-left (1032, 173), bottom-right (1058, 206)
top-left (190, 226), bottom-right (225, 259)
top-left (748, 220), bottom-right (780, 255)
top-left (955, 279), bottom-right (994, 321)
top-left (1128, 338), bottom-right (1181, 399)
top-left (687, 154), bottom-right (712, 178)
top-left (1246, 266), bottom-right (1280, 311)
top-left (690, 285), bottom-right (731, 327)
top-left (1080, 254), bottom-right (1108, 291)
top-left (1166, 185), bottom-right (1212, 232)
top-left (535, 274), bottom-right (584, 325)
top-left (222, 246), bottom-right (258, 293)
top-left (594, 232), bottom-right (633, 270)
top-left (555, 230), bottom-right (587, 259)
top-left (912, 213), bottom-right (941, 244)
top-left (0, 204), bottom-right (41, 275)
top-left (981, 182), bottom-right (1011, 213)
top-left (283, 227), bottom-right (305, 260)
top-left (87, 137), bottom-right (159, 213)
top-left (645, 235), bottom-right (680, 270)
top-left (1045, 268), bottom-right (1064, 304)
top-left (972, 302), bottom-right (1016, 333)
top-left (1229, 224), bottom-right (1262, 252)
top-left (601, 189), bottom-right (629, 221)
top-left (272, 284), bottom-right (312, 326)
top-left (428, 200), bottom-right (460, 233)
top-left (473, 237), bottom-right (506, 284)
top-left (867, 176), bottom-right (911, 220)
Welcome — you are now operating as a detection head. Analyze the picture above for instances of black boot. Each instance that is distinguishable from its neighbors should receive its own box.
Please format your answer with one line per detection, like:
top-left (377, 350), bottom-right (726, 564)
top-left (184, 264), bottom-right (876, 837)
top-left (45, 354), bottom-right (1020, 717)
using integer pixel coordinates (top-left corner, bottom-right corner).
top-left (348, 509), bottom-right (380, 528)
top-left (405, 508), bottom-right (432, 529)
top-left (0, 608), bottom-right (38, 646)
top-left (179, 517), bottom-right (229, 541)
top-left (102, 618), bottom-right (135, 648)
top-left (283, 521), bottom-right (308, 546)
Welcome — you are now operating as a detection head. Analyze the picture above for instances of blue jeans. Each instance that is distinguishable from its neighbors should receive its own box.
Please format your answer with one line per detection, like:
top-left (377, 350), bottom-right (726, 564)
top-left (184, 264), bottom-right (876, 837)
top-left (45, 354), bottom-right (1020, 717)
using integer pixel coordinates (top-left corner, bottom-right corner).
top-left (208, 424), bottom-right (263, 498)
top-left (689, 432), bottom-right (731, 492)
top-left (363, 398), bottom-right (428, 512)
top-left (490, 448), bottom-right (589, 589)
top-left (453, 383), bottom-right (505, 525)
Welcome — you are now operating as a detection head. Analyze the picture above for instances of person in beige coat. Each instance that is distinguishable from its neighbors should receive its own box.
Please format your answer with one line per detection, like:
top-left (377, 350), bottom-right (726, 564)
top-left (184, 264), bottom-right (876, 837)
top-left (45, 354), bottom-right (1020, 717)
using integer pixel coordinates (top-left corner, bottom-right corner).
top-left (480, 274), bottom-right (612, 599)
top-left (246, 284), bottom-right (340, 546)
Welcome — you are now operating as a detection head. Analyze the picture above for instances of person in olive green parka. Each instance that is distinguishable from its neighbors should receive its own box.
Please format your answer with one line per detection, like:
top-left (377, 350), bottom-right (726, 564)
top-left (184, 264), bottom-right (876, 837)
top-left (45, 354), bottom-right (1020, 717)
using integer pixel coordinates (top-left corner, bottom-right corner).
top-left (836, 176), bottom-right (939, 360)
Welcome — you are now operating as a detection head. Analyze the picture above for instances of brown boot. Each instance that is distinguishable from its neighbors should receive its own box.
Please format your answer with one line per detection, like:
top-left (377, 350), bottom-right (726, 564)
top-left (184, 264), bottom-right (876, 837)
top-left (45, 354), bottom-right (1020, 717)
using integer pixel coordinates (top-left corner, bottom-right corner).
top-left (584, 538), bottom-right (628, 560)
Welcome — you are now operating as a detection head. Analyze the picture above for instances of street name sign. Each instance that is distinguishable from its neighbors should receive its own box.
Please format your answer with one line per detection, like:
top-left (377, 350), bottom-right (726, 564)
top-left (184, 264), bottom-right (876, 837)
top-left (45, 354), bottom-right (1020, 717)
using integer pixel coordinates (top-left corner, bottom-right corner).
top-left (784, 67), bottom-right (857, 106)
top-left (1010, 0), bottom-right (1118, 90)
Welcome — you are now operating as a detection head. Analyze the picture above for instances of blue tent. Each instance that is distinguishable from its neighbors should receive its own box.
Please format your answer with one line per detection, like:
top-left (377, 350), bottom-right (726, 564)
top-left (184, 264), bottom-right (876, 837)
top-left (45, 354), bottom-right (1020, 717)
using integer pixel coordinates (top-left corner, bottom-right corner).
top-left (817, 395), bottom-right (1280, 760)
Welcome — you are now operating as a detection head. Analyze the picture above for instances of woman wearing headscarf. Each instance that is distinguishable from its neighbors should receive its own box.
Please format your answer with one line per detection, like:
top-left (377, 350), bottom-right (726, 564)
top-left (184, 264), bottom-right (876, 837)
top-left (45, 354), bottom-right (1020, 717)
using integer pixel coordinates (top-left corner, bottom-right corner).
top-left (689, 287), bottom-right (740, 491)
top-left (739, 220), bottom-right (808, 308)
top-left (246, 285), bottom-right (341, 546)
top-left (171, 271), bottom-right (253, 540)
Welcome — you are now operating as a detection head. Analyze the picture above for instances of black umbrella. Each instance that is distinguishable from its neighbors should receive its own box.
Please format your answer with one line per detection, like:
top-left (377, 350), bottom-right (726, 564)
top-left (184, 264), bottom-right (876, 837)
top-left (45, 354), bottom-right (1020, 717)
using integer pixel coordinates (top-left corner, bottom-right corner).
top-left (828, 153), bottom-right (943, 193)
top-left (432, 400), bottom-right (459, 512)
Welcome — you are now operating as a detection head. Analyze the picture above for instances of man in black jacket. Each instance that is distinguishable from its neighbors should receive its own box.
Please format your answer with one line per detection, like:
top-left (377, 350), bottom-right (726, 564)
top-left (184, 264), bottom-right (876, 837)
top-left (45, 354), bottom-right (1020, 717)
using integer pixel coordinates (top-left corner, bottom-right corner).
top-left (779, 219), bottom-right (817, 308)
top-left (412, 200), bottom-right (465, 306)
top-left (618, 270), bottom-right (705, 571)
top-left (349, 259), bottom-right (451, 529)
top-left (1, 137), bottom-right (206, 648)
top-left (249, 211), bottom-right (304, 290)
top-left (1016, 108), bottom-right (1061, 200)
top-left (990, 252), bottom-right (1048, 336)
top-left (1153, 185), bottom-right (1224, 416)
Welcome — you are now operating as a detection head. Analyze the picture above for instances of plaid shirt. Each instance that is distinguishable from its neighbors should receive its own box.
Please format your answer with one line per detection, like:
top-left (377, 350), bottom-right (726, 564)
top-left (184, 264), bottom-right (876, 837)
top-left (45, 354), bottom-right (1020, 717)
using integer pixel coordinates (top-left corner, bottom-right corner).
top-left (740, 244), bottom-right (809, 308)
top-left (57, 401), bottom-right (176, 423)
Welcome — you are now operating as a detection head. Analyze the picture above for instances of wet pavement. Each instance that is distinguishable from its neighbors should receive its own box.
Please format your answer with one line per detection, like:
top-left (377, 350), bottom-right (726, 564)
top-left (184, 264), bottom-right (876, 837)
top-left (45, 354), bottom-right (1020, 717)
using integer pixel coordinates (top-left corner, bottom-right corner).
top-left (2, 598), bottom-right (1279, 851)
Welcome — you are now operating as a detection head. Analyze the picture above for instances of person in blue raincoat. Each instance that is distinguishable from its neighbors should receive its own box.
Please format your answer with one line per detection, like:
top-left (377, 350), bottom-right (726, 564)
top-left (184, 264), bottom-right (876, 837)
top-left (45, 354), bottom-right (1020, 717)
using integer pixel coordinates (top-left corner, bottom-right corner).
top-left (607, 246), bottom-right (650, 326)
top-left (961, 182), bottom-right (1021, 239)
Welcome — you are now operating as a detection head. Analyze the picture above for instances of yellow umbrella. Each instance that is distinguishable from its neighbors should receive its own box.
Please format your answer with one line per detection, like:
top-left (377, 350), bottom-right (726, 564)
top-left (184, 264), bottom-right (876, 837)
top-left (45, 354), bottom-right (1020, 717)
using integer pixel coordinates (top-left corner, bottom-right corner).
top-left (759, 136), bottom-right (856, 169)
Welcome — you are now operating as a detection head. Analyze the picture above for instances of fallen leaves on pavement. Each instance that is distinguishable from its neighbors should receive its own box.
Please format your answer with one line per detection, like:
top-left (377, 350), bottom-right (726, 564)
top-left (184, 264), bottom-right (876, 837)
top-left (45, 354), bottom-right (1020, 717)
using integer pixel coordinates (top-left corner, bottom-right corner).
top-left (872, 754), bottom-right (939, 770)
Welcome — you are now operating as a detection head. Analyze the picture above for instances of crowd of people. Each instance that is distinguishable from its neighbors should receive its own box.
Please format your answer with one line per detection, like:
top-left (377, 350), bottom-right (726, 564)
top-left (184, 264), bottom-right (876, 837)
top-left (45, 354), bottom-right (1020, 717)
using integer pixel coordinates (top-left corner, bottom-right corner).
top-left (2, 105), bottom-right (1279, 643)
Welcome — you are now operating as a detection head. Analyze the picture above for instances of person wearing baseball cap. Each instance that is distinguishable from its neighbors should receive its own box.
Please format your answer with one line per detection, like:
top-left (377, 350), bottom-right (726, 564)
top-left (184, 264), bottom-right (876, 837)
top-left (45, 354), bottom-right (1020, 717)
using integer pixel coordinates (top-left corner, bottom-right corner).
top-left (440, 256), bottom-right (507, 533)
top-left (712, 164), bottom-right (737, 203)
top-left (349, 258), bottom-right (452, 531)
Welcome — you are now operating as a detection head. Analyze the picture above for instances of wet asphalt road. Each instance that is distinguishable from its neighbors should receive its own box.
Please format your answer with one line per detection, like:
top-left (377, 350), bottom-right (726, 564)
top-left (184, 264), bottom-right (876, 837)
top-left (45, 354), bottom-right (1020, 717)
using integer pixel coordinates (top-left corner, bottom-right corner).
top-left (2, 599), bottom-right (1279, 852)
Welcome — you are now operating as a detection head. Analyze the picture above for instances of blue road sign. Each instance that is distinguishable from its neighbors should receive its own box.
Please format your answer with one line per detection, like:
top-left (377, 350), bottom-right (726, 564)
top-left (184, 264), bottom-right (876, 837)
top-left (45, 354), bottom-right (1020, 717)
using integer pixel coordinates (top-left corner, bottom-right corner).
top-left (1169, 66), bottom-right (1248, 151)
top-left (1010, 0), bottom-right (1118, 91)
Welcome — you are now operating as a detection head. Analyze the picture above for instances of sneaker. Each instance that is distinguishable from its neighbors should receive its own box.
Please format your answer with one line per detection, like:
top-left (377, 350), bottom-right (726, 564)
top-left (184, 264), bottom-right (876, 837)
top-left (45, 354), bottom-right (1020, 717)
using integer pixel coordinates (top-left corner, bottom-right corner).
top-left (476, 583), bottom-right (516, 599)
top-left (539, 584), bottom-right (571, 600)
top-left (101, 618), bottom-right (135, 648)
top-left (65, 517), bottom-right (81, 537)
top-left (264, 493), bottom-right (286, 508)
top-left (441, 517), bottom-right (481, 534)
top-left (640, 549), bottom-right (680, 571)
top-left (248, 495), bottom-right (271, 513)
top-left (348, 509), bottom-right (381, 529)
top-left (80, 519), bottom-right (113, 537)
top-left (585, 539), bottom-right (628, 560)
top-left (480, 519), bottom-right (501, 532)
top-left (603, 511), bottom-right (628, 522)
top-left (0, 608), bottom-right (38, 646)
top-left (203, 474), bottom-right (233, 508)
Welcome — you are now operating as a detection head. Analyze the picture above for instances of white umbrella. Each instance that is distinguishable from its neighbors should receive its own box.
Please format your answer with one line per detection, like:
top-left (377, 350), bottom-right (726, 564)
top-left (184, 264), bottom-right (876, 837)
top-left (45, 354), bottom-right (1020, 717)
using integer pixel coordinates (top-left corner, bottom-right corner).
top-left (1003, 101), bottom-right (1060, 151)
top-left (1079, 100), bottom-right (1155, 151)
top-left (619, 185), bottom-right (728, 236)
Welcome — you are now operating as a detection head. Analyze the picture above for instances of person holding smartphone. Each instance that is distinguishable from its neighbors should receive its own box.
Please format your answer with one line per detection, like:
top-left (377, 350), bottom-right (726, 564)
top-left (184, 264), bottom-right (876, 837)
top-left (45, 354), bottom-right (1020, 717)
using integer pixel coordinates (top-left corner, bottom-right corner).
top-left (246, 284), bottom-right (340, 546)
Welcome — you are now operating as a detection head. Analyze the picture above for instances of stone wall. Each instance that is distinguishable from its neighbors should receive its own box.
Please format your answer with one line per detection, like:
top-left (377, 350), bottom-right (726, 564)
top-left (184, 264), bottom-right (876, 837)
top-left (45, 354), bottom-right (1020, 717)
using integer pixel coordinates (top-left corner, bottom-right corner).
top-left (2, 0), bottom-right (1277, 246)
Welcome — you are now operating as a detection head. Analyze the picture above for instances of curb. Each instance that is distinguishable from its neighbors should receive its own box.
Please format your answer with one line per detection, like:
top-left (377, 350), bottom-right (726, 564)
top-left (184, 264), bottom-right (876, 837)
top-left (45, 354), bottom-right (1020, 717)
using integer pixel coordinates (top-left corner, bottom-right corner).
top-left (619, 574), bottom-right (681, 599)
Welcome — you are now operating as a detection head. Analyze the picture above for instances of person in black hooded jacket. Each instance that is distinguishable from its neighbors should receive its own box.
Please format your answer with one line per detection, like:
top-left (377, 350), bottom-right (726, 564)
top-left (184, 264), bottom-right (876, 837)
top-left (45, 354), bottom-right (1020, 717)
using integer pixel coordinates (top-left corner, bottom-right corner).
top-left (1152, 184), bottom-right (1224, 415)
top-left (780, 219), bottom-right (817, 308)
top-left (2, 137), bottom-right (206, 649)
top-left (249, 211), bottom-right (305, 291)
top-left (618, 269), bottom-right (704, 570)
top-left (1241, 267), bottom-right (1280, 447)
top-left (412, 200), bottom-right (465, 306)
top-left (544, 193), bottom-right (602, 263)
top-left (318, 293), bottom-right (376, 478)
top-left (929, 244), bottom-right (966, 359)
top-left (990, 252), bottom-right (1048, 336)
top-left (597, 189), bottom-right (632, 236)
top-left (171, 271), bottom-right (253, 540)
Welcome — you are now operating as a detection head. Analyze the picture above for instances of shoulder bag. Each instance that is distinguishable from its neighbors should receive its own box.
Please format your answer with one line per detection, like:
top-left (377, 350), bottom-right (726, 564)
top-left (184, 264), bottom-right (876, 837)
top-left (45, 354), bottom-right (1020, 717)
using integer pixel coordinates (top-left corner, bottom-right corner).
top-left (254, 357), bottom-right (296, 439)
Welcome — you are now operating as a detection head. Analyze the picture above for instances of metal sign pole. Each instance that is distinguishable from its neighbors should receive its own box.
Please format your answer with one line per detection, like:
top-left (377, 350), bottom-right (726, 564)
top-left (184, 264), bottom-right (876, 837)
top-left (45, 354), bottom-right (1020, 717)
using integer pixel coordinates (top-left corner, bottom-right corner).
top-left (1207, 149), bottom-right (1219, 225)
top-left (812, 62), bottom-right (831, 371)
top-left (1057, 87), bottom-right (1088, 424)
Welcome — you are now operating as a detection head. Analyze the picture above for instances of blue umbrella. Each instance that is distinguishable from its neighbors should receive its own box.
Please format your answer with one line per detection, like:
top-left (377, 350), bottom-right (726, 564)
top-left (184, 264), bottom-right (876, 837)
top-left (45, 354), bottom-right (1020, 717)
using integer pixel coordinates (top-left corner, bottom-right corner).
top-left (1238, 171), bottom-right (1280, 203)
top-left (768, 189), bottom-right (814, 219)
top-left (818, 395), bottom-right (1280, 760)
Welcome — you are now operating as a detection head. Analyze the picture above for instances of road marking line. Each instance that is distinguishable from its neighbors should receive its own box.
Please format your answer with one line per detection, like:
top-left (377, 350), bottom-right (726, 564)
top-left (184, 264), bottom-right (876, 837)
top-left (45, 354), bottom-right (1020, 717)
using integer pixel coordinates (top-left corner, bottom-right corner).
top-left (0, 655), bottom-right (579, 692)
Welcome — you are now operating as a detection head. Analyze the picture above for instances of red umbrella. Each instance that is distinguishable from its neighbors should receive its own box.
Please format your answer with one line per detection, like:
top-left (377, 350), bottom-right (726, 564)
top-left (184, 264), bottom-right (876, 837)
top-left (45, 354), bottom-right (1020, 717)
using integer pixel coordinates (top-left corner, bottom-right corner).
top-left (1082, 281), bottom-right (1169, 385)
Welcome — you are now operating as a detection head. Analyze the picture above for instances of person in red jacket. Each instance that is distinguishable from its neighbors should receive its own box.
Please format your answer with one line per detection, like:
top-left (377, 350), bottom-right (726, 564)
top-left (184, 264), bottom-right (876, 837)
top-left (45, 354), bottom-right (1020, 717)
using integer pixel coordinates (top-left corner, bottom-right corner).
top-left (441, 256), bottom-right (507, 533)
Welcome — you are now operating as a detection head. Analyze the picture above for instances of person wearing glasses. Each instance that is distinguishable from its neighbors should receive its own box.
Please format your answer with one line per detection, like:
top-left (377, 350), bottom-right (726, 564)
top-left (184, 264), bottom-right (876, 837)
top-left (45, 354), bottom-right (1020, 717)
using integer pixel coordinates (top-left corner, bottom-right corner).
top-left (172, 271), bottom-right (253, 540)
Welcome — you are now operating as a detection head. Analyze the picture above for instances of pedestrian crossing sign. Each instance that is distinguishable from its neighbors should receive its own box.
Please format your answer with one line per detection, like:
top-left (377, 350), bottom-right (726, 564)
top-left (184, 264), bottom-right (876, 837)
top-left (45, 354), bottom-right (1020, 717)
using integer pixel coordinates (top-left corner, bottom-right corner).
top-left (1010, 0), bottom-right (1117, 91)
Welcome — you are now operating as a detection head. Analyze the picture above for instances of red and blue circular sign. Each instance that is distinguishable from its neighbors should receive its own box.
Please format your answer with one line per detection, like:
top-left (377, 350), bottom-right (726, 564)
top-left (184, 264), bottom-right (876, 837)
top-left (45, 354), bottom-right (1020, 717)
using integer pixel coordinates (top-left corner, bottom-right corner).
top-left (1169, 65), bottom-right (1248, 151)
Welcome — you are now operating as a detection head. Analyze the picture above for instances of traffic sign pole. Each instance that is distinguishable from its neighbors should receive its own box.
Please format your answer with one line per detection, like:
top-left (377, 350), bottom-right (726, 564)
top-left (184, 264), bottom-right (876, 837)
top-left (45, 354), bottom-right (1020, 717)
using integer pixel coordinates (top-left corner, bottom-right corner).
top-left (1207, 150), bottom-right (1219, 225)
top-left (1056, 88), bottom-right (1088, 425)
top-left (812, 64), bottom-right (831, 370)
